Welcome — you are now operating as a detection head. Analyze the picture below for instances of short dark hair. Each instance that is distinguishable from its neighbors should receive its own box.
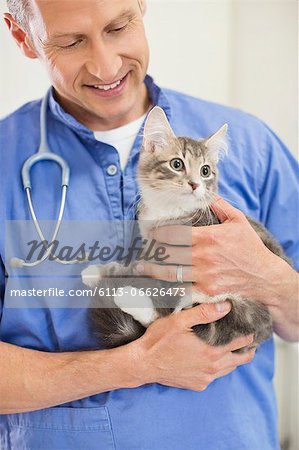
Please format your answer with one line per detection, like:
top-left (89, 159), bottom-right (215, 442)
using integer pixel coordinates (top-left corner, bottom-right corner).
top-left (6, 0), bottom-right (32, 31)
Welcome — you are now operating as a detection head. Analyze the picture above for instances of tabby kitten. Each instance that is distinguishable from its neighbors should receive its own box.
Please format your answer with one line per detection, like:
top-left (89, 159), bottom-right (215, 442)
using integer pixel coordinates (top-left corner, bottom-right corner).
top-left (82, 106), bottom-right (290, 350)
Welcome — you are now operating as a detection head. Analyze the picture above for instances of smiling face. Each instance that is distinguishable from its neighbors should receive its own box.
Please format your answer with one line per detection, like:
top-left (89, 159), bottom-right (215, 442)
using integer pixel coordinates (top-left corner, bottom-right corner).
top-left (6, 0), bottom-right (150, 130)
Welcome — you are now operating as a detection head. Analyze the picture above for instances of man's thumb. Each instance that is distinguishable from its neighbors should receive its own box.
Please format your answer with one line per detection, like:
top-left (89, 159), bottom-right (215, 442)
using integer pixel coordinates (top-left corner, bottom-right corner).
top-left (178, 301), bottom-right (232, 328)
top-left (211, 195), bottom-right (245, 224)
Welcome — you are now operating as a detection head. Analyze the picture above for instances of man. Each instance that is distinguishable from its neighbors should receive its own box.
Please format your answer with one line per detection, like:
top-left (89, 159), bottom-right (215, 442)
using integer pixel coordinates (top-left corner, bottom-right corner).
top-left (0, 1), bottom-right (298, 449)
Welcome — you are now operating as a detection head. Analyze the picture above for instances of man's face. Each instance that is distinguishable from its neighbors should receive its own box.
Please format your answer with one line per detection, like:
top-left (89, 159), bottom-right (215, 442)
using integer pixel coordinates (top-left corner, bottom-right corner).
top-left (27, 0), bottom-right (150, 130)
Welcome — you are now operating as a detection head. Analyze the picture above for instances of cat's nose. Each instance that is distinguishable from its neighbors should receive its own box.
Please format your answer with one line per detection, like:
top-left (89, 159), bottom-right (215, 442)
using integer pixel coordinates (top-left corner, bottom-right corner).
top-left (188, 181), bottom-right (199, 191)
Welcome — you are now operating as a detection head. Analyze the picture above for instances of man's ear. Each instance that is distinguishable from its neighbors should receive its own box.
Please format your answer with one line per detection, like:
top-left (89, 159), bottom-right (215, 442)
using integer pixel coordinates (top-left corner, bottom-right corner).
top-left (3, 13), bottom-right (38, 59)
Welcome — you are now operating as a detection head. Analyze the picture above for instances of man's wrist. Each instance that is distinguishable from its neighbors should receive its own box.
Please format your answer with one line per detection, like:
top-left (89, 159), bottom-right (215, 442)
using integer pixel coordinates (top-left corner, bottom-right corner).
top-left (262, 255), bottom-right (297, 306)
top-left (105, 340), bottom-right (149, 390)
top-left (259, 255), bottom-right (299, 341)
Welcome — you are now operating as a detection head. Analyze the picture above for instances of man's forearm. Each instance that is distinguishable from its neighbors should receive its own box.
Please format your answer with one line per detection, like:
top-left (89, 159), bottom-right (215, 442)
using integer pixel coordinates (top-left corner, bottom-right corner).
top-left (0, 304), bottom-right (260, 413)
top-left (0, 341), bottom-right (142, 414)
top-left (262, 256), bottom-right (299, 342)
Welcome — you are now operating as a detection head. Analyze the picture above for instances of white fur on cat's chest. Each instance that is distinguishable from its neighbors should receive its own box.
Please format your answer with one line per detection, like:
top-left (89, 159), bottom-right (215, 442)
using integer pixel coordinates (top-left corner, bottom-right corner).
top-left (138, 208), bottom-right (190, 240)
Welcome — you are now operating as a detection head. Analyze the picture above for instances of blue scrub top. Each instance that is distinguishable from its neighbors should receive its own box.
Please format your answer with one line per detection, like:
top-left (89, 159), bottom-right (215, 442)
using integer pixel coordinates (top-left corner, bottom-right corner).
top-left (0, 75), bottom-right (298, 450)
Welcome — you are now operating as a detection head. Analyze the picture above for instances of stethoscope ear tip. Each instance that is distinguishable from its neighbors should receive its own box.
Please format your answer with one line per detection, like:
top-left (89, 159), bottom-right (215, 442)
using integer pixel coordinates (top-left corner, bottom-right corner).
top-left (10, 257), bottom-right (24, 268)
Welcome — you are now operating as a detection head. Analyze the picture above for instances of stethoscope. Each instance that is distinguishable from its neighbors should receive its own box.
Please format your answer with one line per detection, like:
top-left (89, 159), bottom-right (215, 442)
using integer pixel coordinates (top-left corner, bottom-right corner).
top-left (10, 89), bottom-right (88, 268)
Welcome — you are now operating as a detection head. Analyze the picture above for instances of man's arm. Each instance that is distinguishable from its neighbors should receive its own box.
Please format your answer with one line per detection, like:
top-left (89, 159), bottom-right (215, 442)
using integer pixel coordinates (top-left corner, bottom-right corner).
top-left (0, 302), bottom-right (255, 414)
top-left (263, 256), bottom-right (299, 341)
top-left (0, 340), bottom-right (134, 414)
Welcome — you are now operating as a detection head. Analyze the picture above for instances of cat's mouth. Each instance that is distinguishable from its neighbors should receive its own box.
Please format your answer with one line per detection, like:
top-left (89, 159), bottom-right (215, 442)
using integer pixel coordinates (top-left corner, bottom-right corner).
top-left (182, 187), bottom-right (204, 197)
top-left (179, 189), bottom-right (212, 208)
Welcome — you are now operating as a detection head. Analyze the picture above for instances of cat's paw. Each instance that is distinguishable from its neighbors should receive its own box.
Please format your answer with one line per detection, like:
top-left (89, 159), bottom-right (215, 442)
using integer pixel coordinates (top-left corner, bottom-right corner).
top-left (114, 287), bottom-right (158, 327)
top-left (81, 265), bottom-right (103, 288)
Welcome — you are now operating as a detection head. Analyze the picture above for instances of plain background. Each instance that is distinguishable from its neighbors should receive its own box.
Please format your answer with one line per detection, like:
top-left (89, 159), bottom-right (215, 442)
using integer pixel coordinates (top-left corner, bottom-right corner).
top-left (0, 1), bottom-right (298, 449)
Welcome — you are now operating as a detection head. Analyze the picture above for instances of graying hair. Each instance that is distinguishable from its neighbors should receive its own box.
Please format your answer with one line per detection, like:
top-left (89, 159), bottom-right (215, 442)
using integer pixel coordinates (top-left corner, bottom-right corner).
top-left (6, 0), bottom-right (32, 31)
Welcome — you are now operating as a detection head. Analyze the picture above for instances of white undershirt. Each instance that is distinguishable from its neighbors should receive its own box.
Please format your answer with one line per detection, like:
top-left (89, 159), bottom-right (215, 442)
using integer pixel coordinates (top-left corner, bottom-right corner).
top-left (94, 114), bottom-right (147, 171)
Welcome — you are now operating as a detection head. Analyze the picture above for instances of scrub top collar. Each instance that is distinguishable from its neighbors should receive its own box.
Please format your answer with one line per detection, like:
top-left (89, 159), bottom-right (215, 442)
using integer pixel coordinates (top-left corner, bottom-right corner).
top-left (48, 74), bottom-right (172, 139)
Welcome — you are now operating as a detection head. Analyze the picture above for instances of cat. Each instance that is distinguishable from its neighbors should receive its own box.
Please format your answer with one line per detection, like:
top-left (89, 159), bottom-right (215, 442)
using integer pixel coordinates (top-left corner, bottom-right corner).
top-left (81, 106), bottom-right (291, 351)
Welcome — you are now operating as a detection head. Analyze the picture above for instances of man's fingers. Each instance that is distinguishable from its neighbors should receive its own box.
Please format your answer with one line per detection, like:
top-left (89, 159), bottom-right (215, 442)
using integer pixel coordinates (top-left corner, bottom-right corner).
top-left (148, 197), bottom-right (246, 246)
top-left (226, 334), bottom-right (254, 352)
top-left (177, 302), bottom-right (232, 328)
top-left (230, 348), bottom-right (256, 366)
top-left (210, 195), bottom-right (245, 224)
top-left (149, 225), bottom-right (193, 246)
top-left (135, 262), bottom-right (193, 283)
top-left (214, 366), bottom-right (237, 379)
top-left (214, 348), bottom-right (256, 379)
top-left (150, 243), bottom-right (193, 265)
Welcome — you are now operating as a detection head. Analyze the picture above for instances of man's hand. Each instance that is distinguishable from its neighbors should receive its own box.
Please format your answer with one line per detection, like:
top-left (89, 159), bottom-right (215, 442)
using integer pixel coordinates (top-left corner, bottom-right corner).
top-left (131, 302), bottom-right (255, 391)
top-left (136, 195), bottom-right (299, 342)
top-left (137, 196), bottom-right (277, 300)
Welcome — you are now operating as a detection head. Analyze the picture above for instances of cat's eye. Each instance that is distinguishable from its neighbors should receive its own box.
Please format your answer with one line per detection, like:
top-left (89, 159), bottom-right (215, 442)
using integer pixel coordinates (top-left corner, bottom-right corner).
top-left (200, 165), bottom-right (211, 178)
top-left (170, 158), bottom-right (184, 171)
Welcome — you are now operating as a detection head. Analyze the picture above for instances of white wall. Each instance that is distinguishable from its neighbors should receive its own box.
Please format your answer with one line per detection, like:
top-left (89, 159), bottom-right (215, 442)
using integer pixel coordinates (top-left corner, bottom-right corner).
top-left (145, 0), bottom-right (233, 105)
top-left (144, 0), bottom-right (297, 157)
top-left (230, 0), bottom-right (298, 158)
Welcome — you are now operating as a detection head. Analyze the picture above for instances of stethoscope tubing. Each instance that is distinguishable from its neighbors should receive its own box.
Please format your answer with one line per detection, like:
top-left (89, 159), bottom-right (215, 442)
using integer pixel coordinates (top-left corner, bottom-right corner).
top-left (10, 89), bottom-right (85, 268)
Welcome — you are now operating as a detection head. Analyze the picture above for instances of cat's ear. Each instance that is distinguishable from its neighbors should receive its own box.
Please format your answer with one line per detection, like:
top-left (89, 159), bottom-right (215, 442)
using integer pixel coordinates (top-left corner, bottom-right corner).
top-left (143, 106), bottom-right (176, 152)
top-left (204, 124), bottom-right (228, 162)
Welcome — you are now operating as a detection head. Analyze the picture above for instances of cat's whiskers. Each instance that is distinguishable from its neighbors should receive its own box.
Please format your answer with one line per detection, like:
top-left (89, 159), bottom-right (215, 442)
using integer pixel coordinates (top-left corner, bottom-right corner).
top-left (189, 207), bottom-right (204, 226)
top-left (201, 194), bottom-right (214, 226)
top-left (126, 195), bottom-right (142, 218)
